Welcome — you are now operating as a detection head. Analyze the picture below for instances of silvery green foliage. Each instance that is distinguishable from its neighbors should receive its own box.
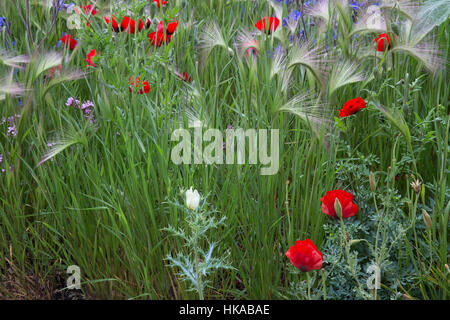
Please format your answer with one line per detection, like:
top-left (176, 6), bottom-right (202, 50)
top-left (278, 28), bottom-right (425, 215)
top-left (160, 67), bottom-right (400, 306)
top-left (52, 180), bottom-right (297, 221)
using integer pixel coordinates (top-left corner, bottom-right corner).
top-left (164, 194), bottom-right (234, 299)
top-left (320, 151), bottom-right (412, 300)
top-left (284, 268), bottom-right (328, 300)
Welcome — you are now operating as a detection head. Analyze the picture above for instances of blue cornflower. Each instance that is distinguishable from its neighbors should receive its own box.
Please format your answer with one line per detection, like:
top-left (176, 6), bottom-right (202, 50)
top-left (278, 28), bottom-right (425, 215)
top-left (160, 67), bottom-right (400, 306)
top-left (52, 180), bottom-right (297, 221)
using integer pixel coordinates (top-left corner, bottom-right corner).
top-left (54, 0), bottom-right (75, 12)
top-left (292, 10), bottom-right (302, 20)
top-left (7, 40), bottom-right (15, 49)
top-left (349, 1), bottom-right (359, 10)
top-left (0, 17), bottom-right (7, 28)
top-left (268, 45), bottom-right (285, 58)
top-left (284, 9), bottom-right (302, 26)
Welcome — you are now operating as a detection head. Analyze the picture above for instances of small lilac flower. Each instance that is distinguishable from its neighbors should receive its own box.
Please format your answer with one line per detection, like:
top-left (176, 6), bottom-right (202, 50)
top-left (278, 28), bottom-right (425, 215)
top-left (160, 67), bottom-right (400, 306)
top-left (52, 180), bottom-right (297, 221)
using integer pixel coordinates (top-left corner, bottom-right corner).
top-left (65, 97), bottom-right (75, 106)
top-left (81, 100), bottom-right (94, 110)
top-left (7, 125), bottom-right (17, 137)
top-left (8, 116), bottom-right (15, 124)
top-left (66, 97), bottom-right (95, 123)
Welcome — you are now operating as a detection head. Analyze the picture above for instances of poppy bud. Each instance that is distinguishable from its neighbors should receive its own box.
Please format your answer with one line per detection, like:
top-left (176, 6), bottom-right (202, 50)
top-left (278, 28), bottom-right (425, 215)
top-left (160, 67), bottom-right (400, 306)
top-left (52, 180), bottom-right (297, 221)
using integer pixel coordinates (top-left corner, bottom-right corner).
top-left (422, 209), bottom-right (432, 229)
top-left (334, 198), bottom-right (343, 219)
top-left (349, 239), bottom-right (363, 246)
top-left (369, 172), bottom-right (376, 192)
top-left (321, 190), bottom-right (358, 219)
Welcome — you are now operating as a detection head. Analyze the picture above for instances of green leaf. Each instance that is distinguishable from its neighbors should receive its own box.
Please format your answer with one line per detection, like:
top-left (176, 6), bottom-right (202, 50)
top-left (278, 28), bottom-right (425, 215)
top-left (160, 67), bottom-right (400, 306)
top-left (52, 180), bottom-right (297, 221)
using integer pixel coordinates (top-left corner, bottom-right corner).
top-left (334, 116), bottom-right (347, 133)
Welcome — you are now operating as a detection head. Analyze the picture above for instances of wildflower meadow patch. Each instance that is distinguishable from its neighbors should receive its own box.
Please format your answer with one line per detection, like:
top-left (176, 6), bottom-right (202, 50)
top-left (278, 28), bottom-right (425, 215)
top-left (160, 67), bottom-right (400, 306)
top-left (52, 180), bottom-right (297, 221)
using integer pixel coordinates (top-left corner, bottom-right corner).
top-left (0, 0), bottom-right (449, 303)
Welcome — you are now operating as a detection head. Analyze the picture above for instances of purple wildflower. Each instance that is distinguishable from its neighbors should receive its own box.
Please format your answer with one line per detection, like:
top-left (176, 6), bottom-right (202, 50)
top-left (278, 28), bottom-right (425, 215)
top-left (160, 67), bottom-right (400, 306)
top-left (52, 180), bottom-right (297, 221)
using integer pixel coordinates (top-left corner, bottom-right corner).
top-left (7, 125), bottom-right (17, 137)
top-left (66, 97), bottom-right (95, 123)
top-left (65, 97), bottom-right (75, 106)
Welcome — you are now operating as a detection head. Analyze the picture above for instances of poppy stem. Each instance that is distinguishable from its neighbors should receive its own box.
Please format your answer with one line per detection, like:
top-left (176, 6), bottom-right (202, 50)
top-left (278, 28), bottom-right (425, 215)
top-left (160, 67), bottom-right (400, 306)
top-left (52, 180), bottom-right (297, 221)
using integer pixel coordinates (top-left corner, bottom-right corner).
top-left (306, 272), bottom-right (312, 300)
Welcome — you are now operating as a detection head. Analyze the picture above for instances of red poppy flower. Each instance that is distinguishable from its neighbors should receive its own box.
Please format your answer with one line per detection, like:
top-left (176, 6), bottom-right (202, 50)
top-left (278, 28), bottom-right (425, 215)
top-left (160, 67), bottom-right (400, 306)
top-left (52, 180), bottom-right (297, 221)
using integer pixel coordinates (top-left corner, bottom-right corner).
top-left (122, 16), bottom-right (140, 33)
top-left (85, 49), bottom-right (97, 67)
top-left (255, 17), bottom-right (280, 34)
top-left (176, 71), bottom-right (192, 82)
top-left (120, 16), bottom-right (131, 32)
top-left (148, 32), bottom-right (171, 47)
top-left (320, 190), bottom-right (358, 219)
top-left (138, 19), bottom-right (145, 31)
top-left (166, 19), bottom-right (179, 35)
top-left (59, 34), bottom-right (77, 50)
top-left (77, 5), bottom-right (97, 27)
top-left (107, 16), bottom-right (149, 34)
top-left (104, 16), bottom-right (119, 32)
top-left (128, 76), bottom-right (151, 94)
top-left (154, 0), bottom-right (168, 8)
top-left (140, 80), bottom-right (151, 94)
top-left (286, 239), bottom-right (323, 272)
top-left (80, 4), bottom-right (97, 15)
top-left (339, 97), bottom-right (367, 118)
top-left (375, 33), bottom-right (390, 52)
top-left (157, 20), bottom-right (165, 33)
top-left (148, 20), bottom-right (177, 47)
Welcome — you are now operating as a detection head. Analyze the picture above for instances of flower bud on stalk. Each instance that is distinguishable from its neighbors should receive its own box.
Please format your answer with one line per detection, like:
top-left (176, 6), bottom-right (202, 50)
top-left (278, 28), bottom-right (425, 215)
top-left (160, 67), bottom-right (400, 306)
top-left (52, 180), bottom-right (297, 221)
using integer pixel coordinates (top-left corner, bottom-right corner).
top-left (349, 239), bottom-right (363, 246)
top-left (422, 209), bottom-right (432, 229)
top-left (334, 198), bottom-right (343, 220)
top-left (410, 179), bottom-right (422, 194)
top-left (185, 187), bottom-right (200, 210)
top-left (369, 172), bottom-right (376, 192)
